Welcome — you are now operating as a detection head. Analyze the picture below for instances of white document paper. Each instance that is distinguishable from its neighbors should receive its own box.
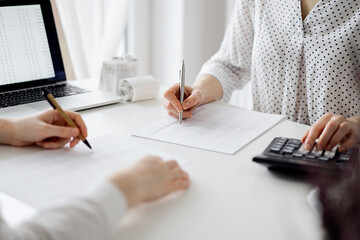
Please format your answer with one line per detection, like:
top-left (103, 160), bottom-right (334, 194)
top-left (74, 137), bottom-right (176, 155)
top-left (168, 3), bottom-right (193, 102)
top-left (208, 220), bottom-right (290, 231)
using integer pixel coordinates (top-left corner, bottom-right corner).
top-left (134, 104), bottom-right (284, 155)
top-left (0, 135), bottom-right (188, 209)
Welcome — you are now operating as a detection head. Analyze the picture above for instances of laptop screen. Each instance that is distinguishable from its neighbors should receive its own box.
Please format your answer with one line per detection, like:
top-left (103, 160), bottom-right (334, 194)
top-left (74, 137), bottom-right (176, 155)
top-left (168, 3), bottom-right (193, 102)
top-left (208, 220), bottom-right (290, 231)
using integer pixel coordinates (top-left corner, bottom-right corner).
top-left (0, 0), bottom-right (65, 92)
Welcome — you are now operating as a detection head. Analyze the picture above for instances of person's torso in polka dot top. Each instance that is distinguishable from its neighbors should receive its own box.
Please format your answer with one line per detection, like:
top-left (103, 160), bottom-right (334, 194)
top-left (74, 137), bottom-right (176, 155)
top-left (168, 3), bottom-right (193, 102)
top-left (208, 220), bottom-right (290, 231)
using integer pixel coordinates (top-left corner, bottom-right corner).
top-left (199, 0), bottom-right (360, 125)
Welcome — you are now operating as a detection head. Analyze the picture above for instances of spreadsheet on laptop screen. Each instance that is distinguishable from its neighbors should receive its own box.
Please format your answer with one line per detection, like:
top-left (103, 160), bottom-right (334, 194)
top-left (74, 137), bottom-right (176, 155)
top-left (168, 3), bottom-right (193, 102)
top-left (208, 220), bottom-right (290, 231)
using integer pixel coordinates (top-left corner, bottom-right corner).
top-left (0, 4), bottom-right (55, 85)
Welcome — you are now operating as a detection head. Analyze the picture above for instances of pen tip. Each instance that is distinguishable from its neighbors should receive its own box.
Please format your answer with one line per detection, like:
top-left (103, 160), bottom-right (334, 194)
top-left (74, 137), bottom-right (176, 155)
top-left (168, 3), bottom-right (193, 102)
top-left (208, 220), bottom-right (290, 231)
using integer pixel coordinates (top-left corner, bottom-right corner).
top-left (83, 140), bottom-right (92, 150)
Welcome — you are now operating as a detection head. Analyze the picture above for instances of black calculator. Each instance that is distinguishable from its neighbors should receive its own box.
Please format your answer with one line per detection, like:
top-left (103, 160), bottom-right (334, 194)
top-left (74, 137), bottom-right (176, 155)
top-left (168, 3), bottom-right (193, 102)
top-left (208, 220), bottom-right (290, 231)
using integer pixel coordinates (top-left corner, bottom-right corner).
top-left (253, 137), bottom-right (358, 174)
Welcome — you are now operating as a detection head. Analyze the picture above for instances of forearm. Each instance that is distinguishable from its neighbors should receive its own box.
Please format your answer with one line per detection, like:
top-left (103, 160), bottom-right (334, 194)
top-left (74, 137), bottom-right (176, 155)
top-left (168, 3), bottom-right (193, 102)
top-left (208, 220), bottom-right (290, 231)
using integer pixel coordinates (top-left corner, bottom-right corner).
top-left (192, 74), bottom-right (223, 105)
top-left (0, 118), bottom-right (16, 146)
top-left (1, 182), bottom-right (127, 240)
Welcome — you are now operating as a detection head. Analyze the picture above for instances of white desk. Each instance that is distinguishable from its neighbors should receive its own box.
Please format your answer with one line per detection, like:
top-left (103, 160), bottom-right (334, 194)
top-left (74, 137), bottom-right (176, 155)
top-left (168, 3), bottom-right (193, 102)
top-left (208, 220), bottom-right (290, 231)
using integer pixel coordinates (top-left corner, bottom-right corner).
top-left (0, 98), bottom-right (324, 240)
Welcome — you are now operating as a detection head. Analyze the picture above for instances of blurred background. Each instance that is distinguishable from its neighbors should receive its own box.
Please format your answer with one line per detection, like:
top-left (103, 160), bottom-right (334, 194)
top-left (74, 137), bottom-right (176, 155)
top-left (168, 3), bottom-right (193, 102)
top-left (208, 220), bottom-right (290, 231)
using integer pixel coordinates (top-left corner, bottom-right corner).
top-left (51, 0), bottom-right (252, 109)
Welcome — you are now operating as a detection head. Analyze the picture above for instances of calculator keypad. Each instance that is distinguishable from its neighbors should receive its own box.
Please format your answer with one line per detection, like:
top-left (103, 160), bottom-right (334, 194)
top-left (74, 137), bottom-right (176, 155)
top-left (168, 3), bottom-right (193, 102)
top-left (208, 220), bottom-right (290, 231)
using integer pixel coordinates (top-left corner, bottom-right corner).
top-left (253, 137), bottom-right (358, 174)
top-left (265, 137), bottom-right (353, 164)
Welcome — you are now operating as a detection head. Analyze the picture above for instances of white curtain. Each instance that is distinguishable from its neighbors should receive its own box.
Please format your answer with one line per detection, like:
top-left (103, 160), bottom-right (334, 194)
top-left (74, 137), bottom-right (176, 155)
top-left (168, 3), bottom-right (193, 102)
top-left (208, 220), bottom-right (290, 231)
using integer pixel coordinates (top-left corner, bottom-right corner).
top-left (55, 0), bottom-right (129, 79)
top-left (129, 0), bottom-right (253, 110)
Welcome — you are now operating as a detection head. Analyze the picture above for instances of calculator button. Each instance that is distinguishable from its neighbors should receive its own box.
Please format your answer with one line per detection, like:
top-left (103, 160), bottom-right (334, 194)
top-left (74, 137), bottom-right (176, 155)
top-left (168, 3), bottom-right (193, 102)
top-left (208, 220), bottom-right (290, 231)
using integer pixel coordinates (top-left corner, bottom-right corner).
top-left (318, 157), bottom-right (329, 162)
top-left (292, 153), bottom-right (304, 158)
top-left (273, 143), bottom-right (284, 148)
top-left (286, 143), bottom-right (300, 148)
top-left (283, 146), bottom-right (295, 150)
top-left (270, 147), bottom-right (282, 153)
top-left (273, 145), bottom-right (284, 150)
top-left (288, 139), bottom-right (301, 147)
top-left (274, 141), bottom-right (286, 146)
top-left (324, 145), bottom-right (338, 159)
top-left (344, 149), bottom-right (353, 156)
top-left (338, 155), bottom-right (350, 162)
top-left (282, 147), bottom-right (295, 154)
top-left (323, 152), bottom-right (335, 159)
top-left (288, 139), bottom-right (301, 144)
top-left (298, 144), bottom-right (310, 154)
top-left (311, 147), bottom-right (324, 156)
top-left (306, 155), bottom-right (317, 160)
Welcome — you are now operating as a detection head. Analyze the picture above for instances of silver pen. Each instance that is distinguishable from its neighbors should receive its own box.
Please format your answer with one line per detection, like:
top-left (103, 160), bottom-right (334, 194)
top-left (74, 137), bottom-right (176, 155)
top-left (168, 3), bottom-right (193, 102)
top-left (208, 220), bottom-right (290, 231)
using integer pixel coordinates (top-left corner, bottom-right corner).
top-left (179, 60), bottom-right (185, 124)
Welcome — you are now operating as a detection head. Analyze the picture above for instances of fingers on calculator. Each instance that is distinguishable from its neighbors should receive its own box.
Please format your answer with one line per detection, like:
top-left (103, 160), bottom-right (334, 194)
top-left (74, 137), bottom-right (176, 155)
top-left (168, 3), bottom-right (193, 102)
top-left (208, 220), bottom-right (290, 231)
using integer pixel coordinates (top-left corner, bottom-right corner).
top-left (253, 137), bottom-right (355, 173)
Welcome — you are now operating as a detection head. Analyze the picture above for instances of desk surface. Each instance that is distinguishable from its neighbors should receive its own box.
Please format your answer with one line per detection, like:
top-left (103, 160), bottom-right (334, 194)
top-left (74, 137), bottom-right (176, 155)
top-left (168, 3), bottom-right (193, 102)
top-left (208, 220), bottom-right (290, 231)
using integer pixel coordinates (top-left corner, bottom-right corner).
top-left (0, 97), bottom-right (323, 240)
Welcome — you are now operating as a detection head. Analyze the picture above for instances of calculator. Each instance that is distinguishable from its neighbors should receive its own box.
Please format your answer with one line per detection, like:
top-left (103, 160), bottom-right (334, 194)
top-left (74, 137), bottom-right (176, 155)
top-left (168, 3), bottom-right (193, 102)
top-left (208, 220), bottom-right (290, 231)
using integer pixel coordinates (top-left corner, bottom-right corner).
top-left (253, 137), bottom-right (358, 174)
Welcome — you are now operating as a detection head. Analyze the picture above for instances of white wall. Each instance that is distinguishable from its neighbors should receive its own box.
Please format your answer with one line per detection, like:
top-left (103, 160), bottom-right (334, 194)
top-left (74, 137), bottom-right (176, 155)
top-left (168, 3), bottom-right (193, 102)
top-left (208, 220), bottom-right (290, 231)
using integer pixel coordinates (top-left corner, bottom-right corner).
top-left (129, 0), bottom-right (229, 86)
top-left (151, 0), bottom-right (184, 86)
top-left (183, 0), bottom-right (226, 85)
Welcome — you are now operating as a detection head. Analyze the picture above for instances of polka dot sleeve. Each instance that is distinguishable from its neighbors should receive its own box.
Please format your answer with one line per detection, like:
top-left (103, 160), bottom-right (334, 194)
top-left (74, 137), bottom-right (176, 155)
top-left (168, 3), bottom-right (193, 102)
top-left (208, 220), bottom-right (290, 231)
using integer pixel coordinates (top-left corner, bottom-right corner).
top-left (198, 0), bottom-right (255, 102)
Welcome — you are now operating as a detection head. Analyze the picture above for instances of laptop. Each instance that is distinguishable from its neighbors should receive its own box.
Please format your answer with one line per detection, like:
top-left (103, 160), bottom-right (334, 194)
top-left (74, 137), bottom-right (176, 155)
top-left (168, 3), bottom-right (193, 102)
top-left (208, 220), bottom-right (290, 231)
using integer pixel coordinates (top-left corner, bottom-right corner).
top-left (0, 0), bottom-right (122, 118)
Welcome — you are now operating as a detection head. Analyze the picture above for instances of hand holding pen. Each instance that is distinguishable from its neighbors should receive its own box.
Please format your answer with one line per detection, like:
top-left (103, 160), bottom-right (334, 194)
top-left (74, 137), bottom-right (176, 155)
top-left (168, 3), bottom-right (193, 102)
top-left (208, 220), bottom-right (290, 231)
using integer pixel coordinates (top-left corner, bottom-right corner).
top-left (7, 109), bottom-right (88, 149)
top-left (163, 60), bottom-right (205, 121)
top-left (43, 89), bottom-right (92, 149)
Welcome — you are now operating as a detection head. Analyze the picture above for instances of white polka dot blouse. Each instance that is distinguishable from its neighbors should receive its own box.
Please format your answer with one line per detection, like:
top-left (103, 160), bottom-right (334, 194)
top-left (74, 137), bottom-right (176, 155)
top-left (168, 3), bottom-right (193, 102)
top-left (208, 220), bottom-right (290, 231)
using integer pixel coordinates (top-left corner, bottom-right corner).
top-left (199, 0), bottom-right (360, 125)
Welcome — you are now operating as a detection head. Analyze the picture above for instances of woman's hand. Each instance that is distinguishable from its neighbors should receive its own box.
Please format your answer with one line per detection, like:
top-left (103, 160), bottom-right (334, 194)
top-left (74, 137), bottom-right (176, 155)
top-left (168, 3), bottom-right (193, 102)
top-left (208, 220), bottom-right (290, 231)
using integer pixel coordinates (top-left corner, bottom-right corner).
top-left (163, 74), bottom-right (223, 120)
top-left (302, 113), bottom-right (360, 152)
top-left (11, 109), bottom-right (88, 149)
top-left (108, 156), bottom-right (190, 207)
top-left (163, 83), bottom-right (203, 119)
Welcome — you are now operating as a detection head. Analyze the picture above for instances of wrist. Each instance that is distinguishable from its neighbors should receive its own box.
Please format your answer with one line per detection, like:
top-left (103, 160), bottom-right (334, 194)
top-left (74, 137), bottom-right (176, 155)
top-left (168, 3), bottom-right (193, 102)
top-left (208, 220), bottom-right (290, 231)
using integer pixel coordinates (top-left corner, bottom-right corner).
top-left (0, 118), bottom-right (17, 146)
top-left (346, 116), bottom-right (360, 145)
top-left (192, 74), bottom-right (223, 105)
top-left (108, 170), bottom-right (141, 208)
top-left (355, 116), bottom-right (360, 126)
top-left (354, 116), bottom-right (360, 141)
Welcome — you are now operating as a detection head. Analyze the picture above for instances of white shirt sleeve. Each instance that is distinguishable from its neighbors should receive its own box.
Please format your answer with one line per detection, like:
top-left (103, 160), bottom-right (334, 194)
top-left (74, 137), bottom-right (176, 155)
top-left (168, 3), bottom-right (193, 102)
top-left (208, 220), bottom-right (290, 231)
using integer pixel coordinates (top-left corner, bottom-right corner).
top-left (0, 181), bottom-right (128, 240)
top-left (198, 0), bottom-right (255, 102)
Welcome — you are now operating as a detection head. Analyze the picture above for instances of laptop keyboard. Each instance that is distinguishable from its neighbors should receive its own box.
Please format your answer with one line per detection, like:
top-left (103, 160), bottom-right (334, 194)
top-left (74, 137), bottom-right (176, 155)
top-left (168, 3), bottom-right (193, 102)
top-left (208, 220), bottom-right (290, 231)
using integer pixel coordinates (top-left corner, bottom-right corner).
top-left (0, 84), bottom-right (90, 108)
